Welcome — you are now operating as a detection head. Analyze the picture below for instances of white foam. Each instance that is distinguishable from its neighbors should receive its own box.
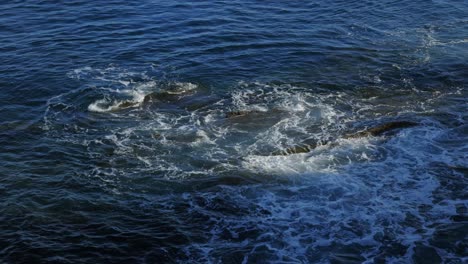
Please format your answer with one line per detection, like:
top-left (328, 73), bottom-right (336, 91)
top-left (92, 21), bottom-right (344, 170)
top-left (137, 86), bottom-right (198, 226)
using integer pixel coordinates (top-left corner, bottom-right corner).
top-left (191, 129), bottom-right (215, 146)
top-left (87, 81), bottom-right (198, 113)
top-left (171, 82), bottom-right (198, 93)
top-left (46, 71), bottom-right (467, 262)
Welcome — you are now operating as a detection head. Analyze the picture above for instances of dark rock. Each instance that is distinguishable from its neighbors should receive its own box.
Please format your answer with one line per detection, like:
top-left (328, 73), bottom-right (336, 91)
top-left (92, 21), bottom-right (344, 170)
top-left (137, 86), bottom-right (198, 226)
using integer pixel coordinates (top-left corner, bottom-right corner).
top-left (344, 121), bottom-right (418, 138)
top-left (269, 121), bottom-right (418, 156)
top-left (143, 91), bottom-right (182, 103)
top-left (225, 110), bottom-right (257, 118)
top-left (116, 100), bottom-right (138, 109)
top-left (270, 142), bottom-right (320, 156)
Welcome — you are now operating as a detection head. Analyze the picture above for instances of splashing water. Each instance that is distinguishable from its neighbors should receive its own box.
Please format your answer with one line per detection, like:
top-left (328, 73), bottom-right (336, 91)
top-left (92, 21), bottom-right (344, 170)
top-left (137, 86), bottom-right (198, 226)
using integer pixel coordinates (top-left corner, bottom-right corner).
top-left (1, 1), bottom-right (467, 263)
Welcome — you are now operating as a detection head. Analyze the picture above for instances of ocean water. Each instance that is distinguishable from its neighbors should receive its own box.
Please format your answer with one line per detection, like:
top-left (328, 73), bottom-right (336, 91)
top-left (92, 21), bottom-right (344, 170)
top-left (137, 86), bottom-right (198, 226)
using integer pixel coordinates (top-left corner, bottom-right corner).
top-left (0, 0), bottom-right (467, 263)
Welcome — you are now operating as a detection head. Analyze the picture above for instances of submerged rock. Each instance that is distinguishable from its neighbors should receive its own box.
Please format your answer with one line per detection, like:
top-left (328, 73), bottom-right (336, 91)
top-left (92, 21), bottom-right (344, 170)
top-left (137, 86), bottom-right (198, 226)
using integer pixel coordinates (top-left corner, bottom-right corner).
top-left (143, 90), bottom-right (188, 103)
top-left (99, 84), bottom-right (199, 112)
top-left (270, 121), bottom-right (418, 156)
top-left (225, 109), bottom-right (283, 119)
top-left (116, 100), bottom-right (139, 109)
top-left (270, 141), bottom-right (322, 156)
top-left (344, 121), bottom-right (418, 138)
top-left (225, 111), bottom-right (253, 118)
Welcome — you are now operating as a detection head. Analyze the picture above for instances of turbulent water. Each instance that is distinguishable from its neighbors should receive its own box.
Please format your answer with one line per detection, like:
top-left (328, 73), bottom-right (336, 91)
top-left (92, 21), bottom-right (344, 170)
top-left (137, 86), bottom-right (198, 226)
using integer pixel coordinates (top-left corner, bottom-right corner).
top-left (1, 1), bottom-right (467, 263)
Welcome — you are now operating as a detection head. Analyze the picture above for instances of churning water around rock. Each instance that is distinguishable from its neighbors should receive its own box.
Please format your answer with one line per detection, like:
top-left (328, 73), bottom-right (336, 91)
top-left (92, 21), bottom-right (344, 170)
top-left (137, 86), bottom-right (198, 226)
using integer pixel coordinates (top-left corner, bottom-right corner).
top-left (0, 0), bottom-right (467, 263)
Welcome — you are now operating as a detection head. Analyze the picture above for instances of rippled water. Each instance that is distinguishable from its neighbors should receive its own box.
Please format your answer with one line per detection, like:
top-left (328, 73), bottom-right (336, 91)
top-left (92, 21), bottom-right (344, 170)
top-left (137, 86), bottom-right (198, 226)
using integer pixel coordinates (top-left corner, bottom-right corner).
top-left (1, 1), bottom-right (467, 263)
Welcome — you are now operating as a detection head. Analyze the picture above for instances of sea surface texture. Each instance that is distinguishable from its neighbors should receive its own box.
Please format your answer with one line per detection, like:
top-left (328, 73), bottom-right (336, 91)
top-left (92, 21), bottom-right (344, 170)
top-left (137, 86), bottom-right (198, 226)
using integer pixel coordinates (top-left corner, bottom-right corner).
top-left (1, 0), bottom-right (467, 263)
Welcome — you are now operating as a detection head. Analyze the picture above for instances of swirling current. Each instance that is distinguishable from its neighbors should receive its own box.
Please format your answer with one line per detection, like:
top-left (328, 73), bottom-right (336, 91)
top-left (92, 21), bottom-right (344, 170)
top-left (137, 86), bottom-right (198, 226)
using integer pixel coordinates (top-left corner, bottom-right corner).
top-left (0, 1), bottom-right (467, 263)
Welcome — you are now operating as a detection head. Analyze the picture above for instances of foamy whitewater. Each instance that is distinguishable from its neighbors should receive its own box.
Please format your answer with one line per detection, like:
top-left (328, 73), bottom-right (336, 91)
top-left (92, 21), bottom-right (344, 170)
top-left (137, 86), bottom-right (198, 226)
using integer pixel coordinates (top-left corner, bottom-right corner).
top-left (37, 64), bottom-right (467, 262)
top-left (1, 1), bottom-right (466, 263)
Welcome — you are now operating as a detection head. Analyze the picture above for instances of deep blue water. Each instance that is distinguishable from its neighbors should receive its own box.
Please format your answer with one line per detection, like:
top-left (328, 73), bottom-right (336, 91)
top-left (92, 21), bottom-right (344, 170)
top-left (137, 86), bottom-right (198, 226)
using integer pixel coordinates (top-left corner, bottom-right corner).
top-left (1, 0), bottom-right (467, 263)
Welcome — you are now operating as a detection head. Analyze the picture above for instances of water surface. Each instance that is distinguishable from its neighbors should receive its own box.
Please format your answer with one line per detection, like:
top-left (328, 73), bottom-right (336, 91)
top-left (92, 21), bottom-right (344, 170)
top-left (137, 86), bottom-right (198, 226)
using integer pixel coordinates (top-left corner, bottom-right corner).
top-left (0, 0), bottom-right (467, 263)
